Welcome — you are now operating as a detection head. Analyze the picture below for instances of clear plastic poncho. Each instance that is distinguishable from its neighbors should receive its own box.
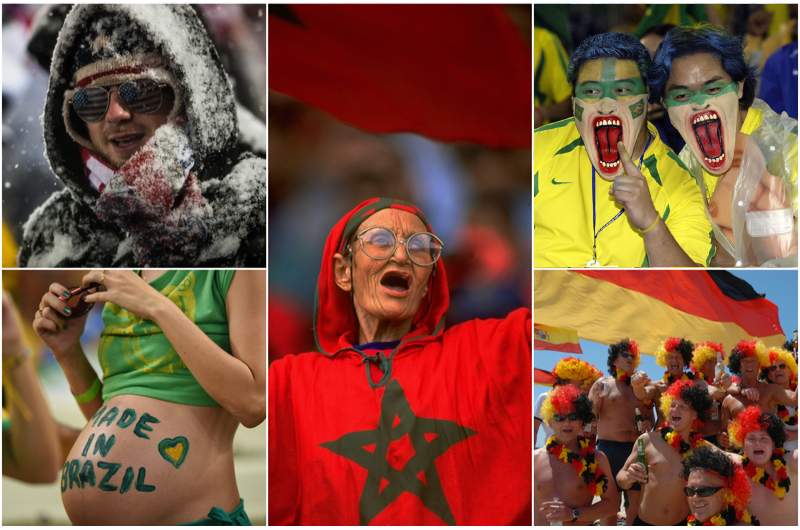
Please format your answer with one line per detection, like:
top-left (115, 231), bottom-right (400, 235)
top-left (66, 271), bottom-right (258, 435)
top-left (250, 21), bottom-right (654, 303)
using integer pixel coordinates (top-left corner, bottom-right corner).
top-left (679, 99), bottom-right (798, 267)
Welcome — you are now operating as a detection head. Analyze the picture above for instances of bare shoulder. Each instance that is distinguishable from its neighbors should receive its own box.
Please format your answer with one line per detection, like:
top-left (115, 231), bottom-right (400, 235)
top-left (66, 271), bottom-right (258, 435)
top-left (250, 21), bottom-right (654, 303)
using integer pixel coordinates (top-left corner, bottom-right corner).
top-left (787, 448), bottom-right (798, 472)
top-left (726, 451), bottom-right (743, 464)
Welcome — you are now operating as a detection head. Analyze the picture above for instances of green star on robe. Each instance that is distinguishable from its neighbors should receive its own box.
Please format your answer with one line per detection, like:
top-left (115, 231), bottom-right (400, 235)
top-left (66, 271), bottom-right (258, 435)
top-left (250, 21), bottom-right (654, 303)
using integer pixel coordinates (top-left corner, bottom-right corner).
top-left (320, 378), bottom-right (477, 525)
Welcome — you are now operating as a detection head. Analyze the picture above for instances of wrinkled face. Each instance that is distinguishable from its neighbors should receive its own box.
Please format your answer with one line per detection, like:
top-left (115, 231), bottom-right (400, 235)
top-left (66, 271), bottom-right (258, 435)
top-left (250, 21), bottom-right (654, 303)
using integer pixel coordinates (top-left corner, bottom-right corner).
top-left (667, 351), bottom-right (686, 376)
top-left (687, 469), bottom-right (727, 523)
top-left (85, 83), bottom-right (175, 168)
top-left (547, 408), bottom-right (582, 443)
top-left (669, 397), bottom-right (698, 431)
top-left (663, 53), bottom-right (743, 174)
top-left (768, 360), bottom-right (790, 385)
top-left (613, 350), bottom-right (637, 375)
top-left (573, 58), bottom-right (649, 180)
top-left (739, 356), bottom-right (761, 380)
top-left (344, 209), bottom-right (433, 327)
top-left (743, 430), bottom-right (774, 466)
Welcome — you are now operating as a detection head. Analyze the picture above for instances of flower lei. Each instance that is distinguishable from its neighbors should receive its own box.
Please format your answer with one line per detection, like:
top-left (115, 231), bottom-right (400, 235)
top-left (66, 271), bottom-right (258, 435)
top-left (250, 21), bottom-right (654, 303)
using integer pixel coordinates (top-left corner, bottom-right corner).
top-left (742, 449), bottom-right (791, 499)
top-left (775, 382), bottom-right (798, 426)
top-left (663, 370), bottom-right (695, 385)
top-left (545, 435), bottom-right (608, 496)
top-left (660, 422), bottom-right (706, 458)
top-left (616, 368), bottom-right (632, 386)
top-left (686, 506), bottom-right (759, 526)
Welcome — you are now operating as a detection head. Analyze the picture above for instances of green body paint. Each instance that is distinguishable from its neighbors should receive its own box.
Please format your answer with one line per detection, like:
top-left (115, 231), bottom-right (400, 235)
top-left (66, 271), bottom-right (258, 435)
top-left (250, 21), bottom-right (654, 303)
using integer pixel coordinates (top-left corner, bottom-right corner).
top-left (81, 433), bottom-right (95, 457)
top-left (91, 406), bottom-right (107, 427)
top-left (92, 433), bottom-right (116, 458)
top-left (68, 459), bottom-right (81, 489)
top-left (664, 81), bottom-right (737, 108)
top-left (136, 468), bottom-right (156, 492)
top-left (133, 412), bottom-right (160, 440)
top-left (60, 461), bottom-right (69, 492)
top-left (97, 406), bottom-right (119, 427)
top-left (575, 59), bottom-right (647, 102)
top-left (158, 437), bottom-right (190, 469)
top-left (120, 466), bottom-right (135, 494)
top-left (116, 408), bottom-right (137, 428)
top-left (574, 101), bottom-right (584, 122)
top-left (97, 461), bottom-right (121, 491)
top-left (79, 460), bottom-right (96, 488)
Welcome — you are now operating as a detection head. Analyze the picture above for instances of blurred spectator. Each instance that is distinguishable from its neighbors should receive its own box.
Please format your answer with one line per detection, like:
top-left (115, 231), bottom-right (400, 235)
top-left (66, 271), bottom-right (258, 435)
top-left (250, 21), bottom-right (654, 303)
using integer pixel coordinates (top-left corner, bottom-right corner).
top-left (640, 24), bottom-right (685, 154)
top-left (635, 4), bottom-right (718, 38)
top-left (734, 4), bottom-right (796, 94)
top-left (759, 39), bottom-right (798, 119)
top-left (534, 26), bottom-right (573, 128)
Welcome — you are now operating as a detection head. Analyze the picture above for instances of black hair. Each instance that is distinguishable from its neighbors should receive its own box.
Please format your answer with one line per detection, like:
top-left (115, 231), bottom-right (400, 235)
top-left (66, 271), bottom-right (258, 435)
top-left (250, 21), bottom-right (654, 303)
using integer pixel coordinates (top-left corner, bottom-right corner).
top-left (648, 24), bottom-right (758, 110)
top-left (728, 345), bottom-right (745, 376)
top-left (675, 338), bottom-right (695, 367)
top-left (607, 339), bottom-right (636, 375)
top-left (567, 32), bottom-right (652, 96)
top-left (677, 381), bottom-right (715, 424)
top-left (681, 445), bottom-right (735, 481)
top-left (573, 391), bottom-right (596, 425)
top-left (752, 410), bottom-right (789, 449)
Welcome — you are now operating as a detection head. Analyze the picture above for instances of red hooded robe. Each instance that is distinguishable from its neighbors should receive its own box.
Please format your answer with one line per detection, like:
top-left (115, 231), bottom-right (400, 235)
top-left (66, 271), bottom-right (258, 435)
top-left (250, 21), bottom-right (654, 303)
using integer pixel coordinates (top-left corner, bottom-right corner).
top-left (269, 198), bottom-right (532, 525)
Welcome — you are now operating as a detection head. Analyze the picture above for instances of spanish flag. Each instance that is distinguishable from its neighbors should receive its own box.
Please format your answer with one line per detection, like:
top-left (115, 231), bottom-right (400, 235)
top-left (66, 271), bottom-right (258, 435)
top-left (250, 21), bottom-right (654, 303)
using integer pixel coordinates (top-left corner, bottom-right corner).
top-left (534, 323), bottom-right (582, 353)
top-left (534, 271), bottom-right (785, 355)
top-left (269, 4), bottom-right (531, 148)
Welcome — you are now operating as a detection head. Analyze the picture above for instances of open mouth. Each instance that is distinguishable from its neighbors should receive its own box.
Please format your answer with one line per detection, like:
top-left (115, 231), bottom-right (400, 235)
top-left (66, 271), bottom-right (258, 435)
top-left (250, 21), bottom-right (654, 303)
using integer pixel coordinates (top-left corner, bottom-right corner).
top-left (692, 112), bottom-right (726, 169)
top-left (753, 448), bottom-right (765, 456)
top-left (380, 271), bottom-right (411, 295)
top-left (593, 116), bottom-right (623, 173)
top-left (672, 415), bottom-right (683, 423)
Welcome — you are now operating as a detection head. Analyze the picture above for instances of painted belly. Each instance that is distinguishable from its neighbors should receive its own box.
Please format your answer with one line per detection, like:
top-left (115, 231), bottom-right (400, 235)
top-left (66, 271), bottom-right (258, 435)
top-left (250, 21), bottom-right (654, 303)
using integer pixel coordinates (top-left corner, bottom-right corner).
top-left (61, 394), bottom-right (239, 525)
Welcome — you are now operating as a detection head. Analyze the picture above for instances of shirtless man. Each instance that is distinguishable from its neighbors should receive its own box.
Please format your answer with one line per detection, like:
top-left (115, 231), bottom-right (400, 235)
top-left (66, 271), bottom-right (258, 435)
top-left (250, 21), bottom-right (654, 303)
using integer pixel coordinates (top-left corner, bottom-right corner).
top-left (691, 341), bottom-right (732, 446)
top-left (618, 380), bottom-right (718, 525)
top-left (588, 339), bottom-right (654, 525)
top-left (534, 356), bottom-right (603, 446)
top-left (720, 340), bottom-right (798, 447)
top-left (534, 385), bottom-right (619, 525)
top-left (728, 406), bottom-right (797, 525)
top-left (759, 346), bottom-right (798, 450)
top-left (632, 337), bottom-right (696, 427)
top-left (681, 446), bottom-right (758, 525)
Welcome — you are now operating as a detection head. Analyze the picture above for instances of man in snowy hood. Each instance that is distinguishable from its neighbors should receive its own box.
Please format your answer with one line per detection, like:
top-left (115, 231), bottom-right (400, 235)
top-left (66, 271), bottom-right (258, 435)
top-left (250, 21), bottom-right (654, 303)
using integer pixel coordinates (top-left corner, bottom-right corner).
top-left (17, 5), bottom-right (265, 267)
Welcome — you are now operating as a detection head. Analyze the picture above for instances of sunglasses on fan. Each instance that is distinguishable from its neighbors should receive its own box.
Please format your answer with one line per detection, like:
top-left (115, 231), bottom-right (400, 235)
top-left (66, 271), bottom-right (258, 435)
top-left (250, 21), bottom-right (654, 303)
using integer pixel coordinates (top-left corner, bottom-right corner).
top-left (69, 79), bottom-right (167, 122)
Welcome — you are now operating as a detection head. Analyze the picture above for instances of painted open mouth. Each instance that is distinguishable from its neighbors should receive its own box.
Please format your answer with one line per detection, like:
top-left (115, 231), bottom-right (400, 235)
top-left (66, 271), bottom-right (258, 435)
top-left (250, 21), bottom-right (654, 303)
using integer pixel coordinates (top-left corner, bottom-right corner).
top-left (692, 112), bottom-right (725, 169)
top-left (380, 271), bottom-right (410, 294)
top-left (594, 116), bottom-right (623, 173)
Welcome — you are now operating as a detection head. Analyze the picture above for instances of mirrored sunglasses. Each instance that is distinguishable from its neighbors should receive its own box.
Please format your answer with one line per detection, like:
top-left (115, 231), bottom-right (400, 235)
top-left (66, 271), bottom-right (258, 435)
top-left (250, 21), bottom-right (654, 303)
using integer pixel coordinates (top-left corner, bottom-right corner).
top-left (769, 364), bottom-right (788, 371)
top-left (552, 413), bottom-right (579, 422)
top-left (620, 352), bottom-right (636, 359)
top-left (683, 486), bottom-right (723, 498)
top-left (57, 283), bottom-right (101, 319)
top-left (70, 79), bottom-right (166, 122)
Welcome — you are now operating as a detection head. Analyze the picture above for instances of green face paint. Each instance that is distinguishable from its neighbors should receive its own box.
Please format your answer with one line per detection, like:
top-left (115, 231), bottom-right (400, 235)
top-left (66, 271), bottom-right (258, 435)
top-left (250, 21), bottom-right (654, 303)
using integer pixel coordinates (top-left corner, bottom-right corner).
top-left (629, 99), bottom-right (645, 120)
top-left (664, 81), bottom-right (738, 108)
top-left (575, 59), bottom-right (647, 103)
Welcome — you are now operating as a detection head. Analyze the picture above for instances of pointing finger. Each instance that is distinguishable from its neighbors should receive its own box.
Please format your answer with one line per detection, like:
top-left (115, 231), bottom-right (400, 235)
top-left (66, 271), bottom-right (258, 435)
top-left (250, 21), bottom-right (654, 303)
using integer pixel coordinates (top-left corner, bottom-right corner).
top-left (617, 141), bottom-right (637, 175)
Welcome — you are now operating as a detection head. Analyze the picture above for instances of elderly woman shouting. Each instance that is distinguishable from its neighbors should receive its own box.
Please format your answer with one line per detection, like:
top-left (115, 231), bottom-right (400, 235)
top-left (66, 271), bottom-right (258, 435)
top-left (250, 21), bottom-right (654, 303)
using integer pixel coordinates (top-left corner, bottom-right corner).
top-left (34, 270), bottom-right (265, 525)
top-left (269, 198), bottom-right (532, 525)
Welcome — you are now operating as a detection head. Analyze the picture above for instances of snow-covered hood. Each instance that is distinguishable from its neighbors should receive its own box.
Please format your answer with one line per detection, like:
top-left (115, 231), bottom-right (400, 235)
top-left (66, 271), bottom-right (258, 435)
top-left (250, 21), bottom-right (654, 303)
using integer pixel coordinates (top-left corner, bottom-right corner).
top-left (43, 4), bottom-right (239, 208)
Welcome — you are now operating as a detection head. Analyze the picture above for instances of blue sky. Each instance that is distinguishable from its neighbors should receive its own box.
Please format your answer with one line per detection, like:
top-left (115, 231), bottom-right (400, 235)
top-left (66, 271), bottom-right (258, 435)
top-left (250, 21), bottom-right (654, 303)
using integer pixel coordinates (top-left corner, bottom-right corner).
top-left (533, 270), bottom-right (798, 447)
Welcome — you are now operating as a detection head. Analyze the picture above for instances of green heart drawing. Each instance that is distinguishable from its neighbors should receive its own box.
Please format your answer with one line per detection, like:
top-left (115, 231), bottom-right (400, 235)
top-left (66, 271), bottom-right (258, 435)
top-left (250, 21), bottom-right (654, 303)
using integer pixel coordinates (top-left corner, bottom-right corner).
top-left (158, 437), bottom-right (189, 469)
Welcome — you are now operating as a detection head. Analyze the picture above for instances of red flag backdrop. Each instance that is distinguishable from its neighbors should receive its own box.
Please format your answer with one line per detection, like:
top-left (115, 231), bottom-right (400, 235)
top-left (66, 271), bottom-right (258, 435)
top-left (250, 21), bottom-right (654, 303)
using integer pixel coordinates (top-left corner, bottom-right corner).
top-left (269, 4), bottom-right (532, 148)
top-left (534, 270), bottom-right (785, 355)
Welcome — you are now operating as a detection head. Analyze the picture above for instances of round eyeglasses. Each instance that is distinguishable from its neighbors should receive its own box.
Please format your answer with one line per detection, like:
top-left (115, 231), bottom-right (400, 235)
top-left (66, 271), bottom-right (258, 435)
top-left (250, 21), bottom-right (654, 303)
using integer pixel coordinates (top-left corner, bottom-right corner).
top-left (69, 78), bottom-right (167, 122)
top-left (352, 226), bottom-right (444, 266)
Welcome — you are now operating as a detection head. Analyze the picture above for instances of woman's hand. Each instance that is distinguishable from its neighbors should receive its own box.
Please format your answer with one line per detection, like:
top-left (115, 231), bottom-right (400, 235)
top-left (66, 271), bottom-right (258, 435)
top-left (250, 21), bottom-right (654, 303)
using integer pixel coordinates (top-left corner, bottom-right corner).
top-left (81, 270), bottom-right (165, 321)
top-left (33, 282), bottom-right (92, 359)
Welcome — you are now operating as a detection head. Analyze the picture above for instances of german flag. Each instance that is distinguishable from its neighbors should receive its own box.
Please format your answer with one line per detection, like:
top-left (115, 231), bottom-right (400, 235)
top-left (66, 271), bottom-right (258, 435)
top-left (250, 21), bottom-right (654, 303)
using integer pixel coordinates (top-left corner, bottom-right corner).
top-left (269, 5), bottom-right (531, 148)
top-left (534, 323), bottom-right (582, 353)
top-left (534, 368), bottom-right (556, 387)
top-left (534, 270), bottom-right (785, 355)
